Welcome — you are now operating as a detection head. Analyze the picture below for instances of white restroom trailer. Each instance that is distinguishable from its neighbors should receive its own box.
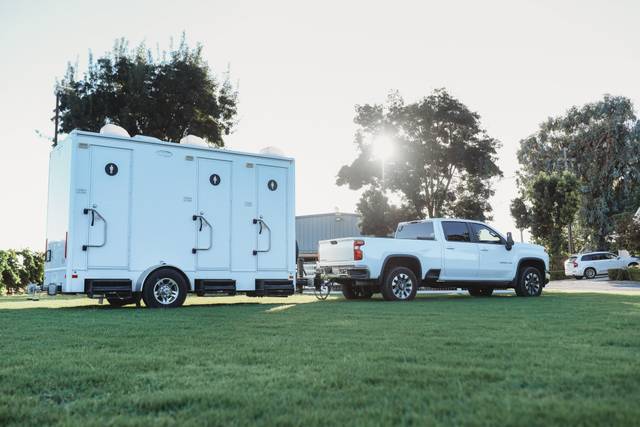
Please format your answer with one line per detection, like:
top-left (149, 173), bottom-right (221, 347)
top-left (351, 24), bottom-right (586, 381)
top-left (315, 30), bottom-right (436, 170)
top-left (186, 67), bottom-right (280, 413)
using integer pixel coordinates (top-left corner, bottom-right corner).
top-left (44, 128), bottom-right (296, 307)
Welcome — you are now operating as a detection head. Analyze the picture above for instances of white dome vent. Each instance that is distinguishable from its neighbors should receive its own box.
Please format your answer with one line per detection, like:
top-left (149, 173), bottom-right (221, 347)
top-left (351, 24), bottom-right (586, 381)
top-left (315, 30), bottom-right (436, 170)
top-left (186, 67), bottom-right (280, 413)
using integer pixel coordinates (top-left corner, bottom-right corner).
top-left (180, 135), bottom-right (209, 148)
top-left (259, 146), bottom-right (286, 157)
top-left (100, 124), bottom-right (130, 138)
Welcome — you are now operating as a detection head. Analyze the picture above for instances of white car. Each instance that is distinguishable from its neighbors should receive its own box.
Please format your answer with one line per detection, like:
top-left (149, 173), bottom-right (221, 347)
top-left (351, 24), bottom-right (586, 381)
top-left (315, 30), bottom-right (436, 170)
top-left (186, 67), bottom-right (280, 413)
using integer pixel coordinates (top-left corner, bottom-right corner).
top-left (564, 252), bottom-right (640, 280)
top-left (317, 218), bottom-right (550, 300)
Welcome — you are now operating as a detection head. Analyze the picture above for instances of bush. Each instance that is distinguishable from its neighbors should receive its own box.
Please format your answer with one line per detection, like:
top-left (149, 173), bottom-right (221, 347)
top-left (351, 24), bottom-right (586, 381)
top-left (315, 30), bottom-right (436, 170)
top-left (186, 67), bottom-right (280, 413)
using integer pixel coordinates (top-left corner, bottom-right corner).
top-left (608, 269), bottom-right (631, 281)
top-left (550, 272), bottom-right (567, 281)
top-left (629, 267), bottom-right (640, 282)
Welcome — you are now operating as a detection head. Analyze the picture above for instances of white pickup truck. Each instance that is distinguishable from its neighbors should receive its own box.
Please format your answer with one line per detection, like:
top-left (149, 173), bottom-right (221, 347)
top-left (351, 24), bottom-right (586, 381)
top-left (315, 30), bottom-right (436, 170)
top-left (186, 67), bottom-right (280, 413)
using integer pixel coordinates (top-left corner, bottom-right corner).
top-left (317, 218), bottom-right (550, 301)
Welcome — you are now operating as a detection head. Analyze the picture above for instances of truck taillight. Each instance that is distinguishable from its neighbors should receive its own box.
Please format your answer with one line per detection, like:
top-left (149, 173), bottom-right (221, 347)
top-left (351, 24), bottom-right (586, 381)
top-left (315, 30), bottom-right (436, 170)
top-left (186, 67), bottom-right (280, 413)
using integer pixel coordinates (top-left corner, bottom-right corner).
top-left (354, 240), bottom-right (365, 261)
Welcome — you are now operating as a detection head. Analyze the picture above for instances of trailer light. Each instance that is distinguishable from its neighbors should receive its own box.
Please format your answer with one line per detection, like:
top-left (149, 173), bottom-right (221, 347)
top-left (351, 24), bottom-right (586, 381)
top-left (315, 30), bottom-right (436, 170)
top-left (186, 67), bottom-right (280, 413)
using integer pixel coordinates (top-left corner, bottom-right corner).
top-left (354, 240), bottom-right (365, 261)
top-left (72, 274), bottom-right (78, 279)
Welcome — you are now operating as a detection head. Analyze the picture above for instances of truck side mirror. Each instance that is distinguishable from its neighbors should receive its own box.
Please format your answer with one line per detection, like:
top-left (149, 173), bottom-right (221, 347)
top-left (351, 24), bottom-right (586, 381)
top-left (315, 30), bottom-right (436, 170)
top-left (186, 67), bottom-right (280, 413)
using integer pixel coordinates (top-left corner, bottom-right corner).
top-left (506, 232), bottom-right (514, 251)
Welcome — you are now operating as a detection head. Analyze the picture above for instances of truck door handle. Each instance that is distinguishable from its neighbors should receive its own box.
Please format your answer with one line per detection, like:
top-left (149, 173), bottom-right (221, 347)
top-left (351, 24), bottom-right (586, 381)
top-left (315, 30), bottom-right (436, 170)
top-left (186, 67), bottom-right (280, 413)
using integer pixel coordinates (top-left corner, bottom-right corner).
top-left (445, 247), bottom-right (454, 250)
top-left (480, 248), bottom-right (489, 252)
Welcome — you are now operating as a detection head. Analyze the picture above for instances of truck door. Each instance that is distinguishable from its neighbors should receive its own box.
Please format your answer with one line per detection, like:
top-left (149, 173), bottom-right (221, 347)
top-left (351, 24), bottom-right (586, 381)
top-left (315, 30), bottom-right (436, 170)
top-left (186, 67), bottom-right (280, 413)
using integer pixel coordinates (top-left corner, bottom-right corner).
top-left (441, 221), bottom-right (479, 280)
top-left (195, 158), bottom-right (232, 270)
top-left (86, 145), bottom-right (132, 269)
top-left (255, 165), bottom-right (288, 271)
top-left (469, 223), bottom-right (514, 280)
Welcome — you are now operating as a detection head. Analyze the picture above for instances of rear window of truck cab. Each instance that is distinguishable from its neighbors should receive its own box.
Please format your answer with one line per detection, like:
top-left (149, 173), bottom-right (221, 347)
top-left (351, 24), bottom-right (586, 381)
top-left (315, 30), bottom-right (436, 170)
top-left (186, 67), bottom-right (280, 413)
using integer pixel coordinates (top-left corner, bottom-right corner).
top-left (442, 221), bottom-right (471, 242)
top-left (395, 222), bottom-right (435, 240)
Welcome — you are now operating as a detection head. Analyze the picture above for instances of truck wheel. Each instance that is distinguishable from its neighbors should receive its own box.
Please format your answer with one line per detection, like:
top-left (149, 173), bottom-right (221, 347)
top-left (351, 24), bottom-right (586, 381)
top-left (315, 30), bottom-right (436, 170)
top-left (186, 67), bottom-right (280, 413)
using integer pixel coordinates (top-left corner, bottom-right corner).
top-left (107, 295), bottom-right (140, 307)
top-left (381, 266), bottom-right (418, 301)
top-left (515, 266), bottom-right (543, 297)
top-left (468, 288), bottom-right (493, 297)
top-left (341, 283), bottom-right (373, 300)
top-left (584, 268), bottom-right (596, 279)
top-left (142, 268), bottom-right (188, 308)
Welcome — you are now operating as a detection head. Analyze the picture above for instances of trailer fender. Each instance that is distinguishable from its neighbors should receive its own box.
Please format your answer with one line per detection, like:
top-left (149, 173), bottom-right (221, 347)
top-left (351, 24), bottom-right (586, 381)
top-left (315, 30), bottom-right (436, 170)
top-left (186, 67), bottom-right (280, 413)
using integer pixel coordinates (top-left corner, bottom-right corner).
top-left (135, 265), bottom-right (192, 293)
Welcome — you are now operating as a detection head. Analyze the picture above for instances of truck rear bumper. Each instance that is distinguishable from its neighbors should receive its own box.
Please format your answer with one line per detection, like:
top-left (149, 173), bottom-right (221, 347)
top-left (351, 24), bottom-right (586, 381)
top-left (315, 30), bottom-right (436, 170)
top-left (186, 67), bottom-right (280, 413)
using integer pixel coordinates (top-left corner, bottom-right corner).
top-left (319, 265), bottom-right (370, 280)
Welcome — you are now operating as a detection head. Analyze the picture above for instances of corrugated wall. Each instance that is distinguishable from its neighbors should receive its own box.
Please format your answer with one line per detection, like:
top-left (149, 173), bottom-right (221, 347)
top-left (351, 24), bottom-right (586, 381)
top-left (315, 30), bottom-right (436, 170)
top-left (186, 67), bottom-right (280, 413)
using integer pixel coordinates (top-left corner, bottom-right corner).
top-left (296, 213), bottom-right (362, 255)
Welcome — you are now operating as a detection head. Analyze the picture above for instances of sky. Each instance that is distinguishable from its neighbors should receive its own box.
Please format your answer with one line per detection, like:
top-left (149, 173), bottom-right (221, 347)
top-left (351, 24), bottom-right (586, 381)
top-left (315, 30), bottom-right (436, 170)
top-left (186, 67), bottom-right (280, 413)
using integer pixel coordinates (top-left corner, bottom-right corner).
top-left (0, 0), bottom-right (639, 250)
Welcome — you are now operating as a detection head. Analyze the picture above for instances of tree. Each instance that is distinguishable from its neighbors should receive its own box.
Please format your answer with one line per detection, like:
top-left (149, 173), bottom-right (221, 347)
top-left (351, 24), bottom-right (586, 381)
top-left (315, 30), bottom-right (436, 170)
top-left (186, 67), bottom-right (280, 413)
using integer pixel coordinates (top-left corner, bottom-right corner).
top-left (338, 89), bottom-right (502, 232)
top-left (17, 250), bottom-right (44, 287)
top-left (512, 172), bottom-right (580, 272)
top-left (356, 188), bottom-right (415, 236)
top-left (57, 35), bottom-right (237, 146)
top-left (515, 95), bottom-right (640, 248)
top-left (0, 250), bottom-right (22, 294)
top-left (611, 212), bottom-right (640, 254)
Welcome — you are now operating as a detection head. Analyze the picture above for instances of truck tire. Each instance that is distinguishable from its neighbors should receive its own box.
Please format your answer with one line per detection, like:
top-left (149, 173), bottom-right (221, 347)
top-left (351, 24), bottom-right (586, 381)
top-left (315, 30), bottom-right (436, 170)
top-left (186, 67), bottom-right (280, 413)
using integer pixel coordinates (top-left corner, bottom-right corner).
top-left (515, 266), bottom-right (543, 297)
top-left (142, 268), bottom-right (188, 308)
top-left (381, 266), bottom-right (418, 301)
top-left (468, 288), bottom-right (493, 297)
top-left (341, 283), bottom-right (374, 300)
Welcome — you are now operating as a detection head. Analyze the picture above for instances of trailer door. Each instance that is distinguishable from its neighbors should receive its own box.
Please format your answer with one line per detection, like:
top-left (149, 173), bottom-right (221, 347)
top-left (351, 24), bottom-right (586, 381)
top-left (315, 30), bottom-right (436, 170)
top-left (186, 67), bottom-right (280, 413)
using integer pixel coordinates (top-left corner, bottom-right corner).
top-left (195, 158), bottom-right (232, 270)
top-left (86, 146), bottom-right (132, 269)
top-left (256, 165), bottom-right (288, 271)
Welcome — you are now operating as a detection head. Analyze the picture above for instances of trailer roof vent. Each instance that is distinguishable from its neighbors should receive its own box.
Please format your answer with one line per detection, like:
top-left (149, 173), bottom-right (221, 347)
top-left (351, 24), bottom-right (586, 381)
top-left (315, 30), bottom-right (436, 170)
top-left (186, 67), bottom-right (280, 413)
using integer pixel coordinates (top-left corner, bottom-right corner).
top-left (259, 146), bottom-right (286, 157)
top-left (99, 124), bottom-right (130, 138)
top-left (180, 135), bottom-right (209, 148)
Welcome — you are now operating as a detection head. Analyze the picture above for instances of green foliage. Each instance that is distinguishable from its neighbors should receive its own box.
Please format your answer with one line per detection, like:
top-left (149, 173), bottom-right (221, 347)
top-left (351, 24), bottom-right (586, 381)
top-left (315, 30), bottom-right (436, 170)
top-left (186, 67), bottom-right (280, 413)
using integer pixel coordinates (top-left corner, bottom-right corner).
top-left (515, 95), bottom-right (640, 249)
top-left (0, 249), bottom-right (44, 294)
top-left (57, 35), bottom-right (238, 146)
top-left (629, 266), bottom-right (640, 282)
top-left (611, 212), bottom-right (640, 253)
top-left (356, 188), bottom-right (415, 236)
top-left (338, 89), bottom-right (502, 232)
top-left (2, 294), bottom-right (640, 425)
top-left (608, 268), bottom-right (631, 281)
top-left (511, 172), bottom-right (580, 267)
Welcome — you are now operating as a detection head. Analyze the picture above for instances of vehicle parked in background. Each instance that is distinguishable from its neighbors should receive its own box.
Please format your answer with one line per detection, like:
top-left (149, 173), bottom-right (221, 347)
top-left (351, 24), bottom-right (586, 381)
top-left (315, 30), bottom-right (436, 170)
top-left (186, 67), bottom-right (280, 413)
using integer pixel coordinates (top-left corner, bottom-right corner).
top-left (564, 252), bottom-right (640, 279)
top-left (317, 218), bottom-right (550, 301)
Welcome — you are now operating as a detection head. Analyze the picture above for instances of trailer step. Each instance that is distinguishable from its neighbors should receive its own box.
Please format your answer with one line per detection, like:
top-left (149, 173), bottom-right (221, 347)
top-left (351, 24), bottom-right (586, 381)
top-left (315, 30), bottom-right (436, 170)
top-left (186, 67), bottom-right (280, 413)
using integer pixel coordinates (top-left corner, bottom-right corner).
top-left (252, 279), bottom-right (295, 297)
top-left (195, 279), bottom-right (236, 296)
top-left (85, 279), bottom-right (133, 298)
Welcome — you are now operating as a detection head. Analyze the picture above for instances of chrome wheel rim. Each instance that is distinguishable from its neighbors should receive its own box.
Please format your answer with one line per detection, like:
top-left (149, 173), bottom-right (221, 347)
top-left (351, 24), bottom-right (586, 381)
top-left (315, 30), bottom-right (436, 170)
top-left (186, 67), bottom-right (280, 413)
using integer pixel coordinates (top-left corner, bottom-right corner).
top-left (524, 271), bottom-right (541, 296)
top-left (585, 269), bottom-right (595, 279)
top-left (391, 273), bottom-right (413, 300)
top-left (153, 278), bottom-right (179, 305)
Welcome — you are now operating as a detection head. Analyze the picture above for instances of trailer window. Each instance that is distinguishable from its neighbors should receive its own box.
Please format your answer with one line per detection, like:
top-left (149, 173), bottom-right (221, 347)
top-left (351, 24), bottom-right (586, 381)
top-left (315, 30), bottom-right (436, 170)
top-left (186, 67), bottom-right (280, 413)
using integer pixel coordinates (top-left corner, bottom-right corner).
top-left (395, 222), bottom-right (435, 240)
top-left (442, 221), bottom-right (471, 242)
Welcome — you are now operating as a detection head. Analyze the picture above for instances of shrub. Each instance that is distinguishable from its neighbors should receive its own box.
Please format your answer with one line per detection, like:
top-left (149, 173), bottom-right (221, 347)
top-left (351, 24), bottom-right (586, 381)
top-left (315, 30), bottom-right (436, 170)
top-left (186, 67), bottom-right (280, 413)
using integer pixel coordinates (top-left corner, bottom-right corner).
top-left (608, 269), bottom-right (631, 281)
top-left (629, 267), bottom-right (640, 282)
top-left (550, 272), bottom-right (567, 281)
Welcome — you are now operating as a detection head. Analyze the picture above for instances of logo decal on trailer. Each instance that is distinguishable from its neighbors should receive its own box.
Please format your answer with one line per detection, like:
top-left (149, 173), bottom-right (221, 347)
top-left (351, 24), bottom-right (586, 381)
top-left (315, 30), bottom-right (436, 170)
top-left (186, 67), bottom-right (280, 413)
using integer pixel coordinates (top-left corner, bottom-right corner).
top-left (105, 163), bottom-right (118, 176)
top-left (210, 174), bottom-right (221, 186)
top-left (268, 179), bottom-right (278, 191)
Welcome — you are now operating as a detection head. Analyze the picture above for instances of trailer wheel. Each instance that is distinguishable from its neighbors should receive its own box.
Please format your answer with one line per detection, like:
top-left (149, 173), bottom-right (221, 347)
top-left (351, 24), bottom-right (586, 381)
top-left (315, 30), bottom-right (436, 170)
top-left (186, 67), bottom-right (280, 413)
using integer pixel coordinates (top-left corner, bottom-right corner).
top-left (381, 266), bottom-right (418, 301)
top-left (142, 268), bottom-right (188, 308)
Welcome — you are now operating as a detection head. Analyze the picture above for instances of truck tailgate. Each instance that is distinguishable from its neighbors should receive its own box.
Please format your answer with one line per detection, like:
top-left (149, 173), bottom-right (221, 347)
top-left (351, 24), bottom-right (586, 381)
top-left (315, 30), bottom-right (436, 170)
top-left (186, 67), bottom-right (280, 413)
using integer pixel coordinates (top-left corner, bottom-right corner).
top-left (318, 238), bottom-right (356, 263)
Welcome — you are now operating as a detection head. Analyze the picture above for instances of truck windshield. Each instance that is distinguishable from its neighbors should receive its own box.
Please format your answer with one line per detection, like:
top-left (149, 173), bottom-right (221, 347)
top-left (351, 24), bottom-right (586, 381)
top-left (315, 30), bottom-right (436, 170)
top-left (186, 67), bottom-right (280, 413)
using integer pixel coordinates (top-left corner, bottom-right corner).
top-left (395, 222), bottom-right (435, 240)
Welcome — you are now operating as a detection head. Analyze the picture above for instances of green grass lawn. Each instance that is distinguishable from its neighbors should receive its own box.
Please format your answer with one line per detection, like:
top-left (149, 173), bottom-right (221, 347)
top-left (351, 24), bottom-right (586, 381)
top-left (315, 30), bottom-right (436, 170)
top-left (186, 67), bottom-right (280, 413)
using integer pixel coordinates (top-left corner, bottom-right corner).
top-left (1, 292), bottom-right (639, 426)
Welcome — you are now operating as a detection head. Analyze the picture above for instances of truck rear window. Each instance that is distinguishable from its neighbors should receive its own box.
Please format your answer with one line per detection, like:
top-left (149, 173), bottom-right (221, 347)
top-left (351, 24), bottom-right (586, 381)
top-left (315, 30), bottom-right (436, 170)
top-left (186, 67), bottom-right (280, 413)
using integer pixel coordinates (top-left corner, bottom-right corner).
top-left (395, 222), bottom-right (435, 240)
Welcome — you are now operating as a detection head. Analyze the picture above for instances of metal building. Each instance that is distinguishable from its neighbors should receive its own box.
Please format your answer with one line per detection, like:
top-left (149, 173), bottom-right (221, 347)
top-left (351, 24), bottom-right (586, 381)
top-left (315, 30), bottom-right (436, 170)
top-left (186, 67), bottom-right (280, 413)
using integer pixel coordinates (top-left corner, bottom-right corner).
top-left (296, 212), bottom-right (362, 260)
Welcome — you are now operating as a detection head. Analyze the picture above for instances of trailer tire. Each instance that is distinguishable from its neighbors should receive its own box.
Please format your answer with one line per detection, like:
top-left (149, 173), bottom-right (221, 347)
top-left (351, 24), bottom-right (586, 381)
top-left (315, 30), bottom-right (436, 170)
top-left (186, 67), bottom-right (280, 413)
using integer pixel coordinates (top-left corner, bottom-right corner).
top-left (381, 266), bottom-right (418, 301)
top-left (142, 268), bottom-right (188, 308)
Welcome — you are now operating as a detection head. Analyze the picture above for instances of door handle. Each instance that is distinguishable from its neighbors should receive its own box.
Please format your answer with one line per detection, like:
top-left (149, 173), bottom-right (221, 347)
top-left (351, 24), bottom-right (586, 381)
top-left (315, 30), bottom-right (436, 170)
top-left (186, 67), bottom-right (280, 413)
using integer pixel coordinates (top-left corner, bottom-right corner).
top-left (480, 248), bottom-right (489, 252)
top-left (445, 247), bottom-right (455, 250)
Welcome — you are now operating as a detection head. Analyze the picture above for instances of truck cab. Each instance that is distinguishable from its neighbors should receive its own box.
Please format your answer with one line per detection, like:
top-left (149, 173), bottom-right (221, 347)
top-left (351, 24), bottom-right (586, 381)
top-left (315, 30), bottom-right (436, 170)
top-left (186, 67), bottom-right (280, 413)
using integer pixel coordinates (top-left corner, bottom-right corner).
top-left (317, 218), bottom-right (550, 301)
